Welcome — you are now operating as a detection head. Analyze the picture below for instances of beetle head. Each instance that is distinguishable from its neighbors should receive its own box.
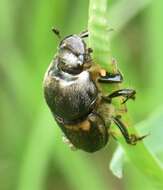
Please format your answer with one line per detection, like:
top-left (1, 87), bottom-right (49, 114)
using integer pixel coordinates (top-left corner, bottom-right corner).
top-left (58, 34), bottom-right (92, 75)
top-left (59, 35), bottom-right (86, 56)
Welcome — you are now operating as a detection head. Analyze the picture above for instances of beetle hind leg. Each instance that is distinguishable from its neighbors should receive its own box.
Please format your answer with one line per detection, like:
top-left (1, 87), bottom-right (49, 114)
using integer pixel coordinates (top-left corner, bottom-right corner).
top-left (112, 116), bottom-right (147, 145)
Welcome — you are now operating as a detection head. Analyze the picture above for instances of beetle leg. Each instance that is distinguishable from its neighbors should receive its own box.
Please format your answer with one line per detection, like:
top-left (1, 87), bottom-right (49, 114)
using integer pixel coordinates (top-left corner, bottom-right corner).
top-left (112, 116), bottom-right (147, 145)
top-left (102, 89), bottom-right (136, 104)
top-left (98, 72), bottom-right (123, 83)
top-left (80, 30), bottom-right (89, 38)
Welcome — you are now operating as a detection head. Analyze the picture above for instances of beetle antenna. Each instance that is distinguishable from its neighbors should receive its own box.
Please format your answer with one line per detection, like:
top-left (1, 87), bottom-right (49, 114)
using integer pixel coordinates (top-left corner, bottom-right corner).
top-left (80, 30), bottom-right (89, 38)
top-left (52, 27), bottom-right (61, 39)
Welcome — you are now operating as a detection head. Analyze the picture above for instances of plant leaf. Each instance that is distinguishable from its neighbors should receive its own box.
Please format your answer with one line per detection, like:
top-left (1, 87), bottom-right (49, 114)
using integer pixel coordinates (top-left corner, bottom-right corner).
top-left (110, 106), bottom-right (163, 185)
top-left (109, 146), bottom-right (125, 178)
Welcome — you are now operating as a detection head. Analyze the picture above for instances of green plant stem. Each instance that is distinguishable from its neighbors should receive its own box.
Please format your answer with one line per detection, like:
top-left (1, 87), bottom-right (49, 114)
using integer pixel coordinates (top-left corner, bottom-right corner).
top-left (88, 0), bottom-right (113, 72)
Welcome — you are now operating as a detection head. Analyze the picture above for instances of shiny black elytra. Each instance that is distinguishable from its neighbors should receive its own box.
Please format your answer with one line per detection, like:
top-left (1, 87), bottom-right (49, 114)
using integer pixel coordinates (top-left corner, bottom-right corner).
top-left (43, 29), bottom-right (146, 153)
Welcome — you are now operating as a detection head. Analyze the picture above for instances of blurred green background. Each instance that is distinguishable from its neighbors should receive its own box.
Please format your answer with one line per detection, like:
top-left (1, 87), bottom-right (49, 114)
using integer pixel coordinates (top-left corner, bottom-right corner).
top-left (1, 0), bottom-right (163, 190)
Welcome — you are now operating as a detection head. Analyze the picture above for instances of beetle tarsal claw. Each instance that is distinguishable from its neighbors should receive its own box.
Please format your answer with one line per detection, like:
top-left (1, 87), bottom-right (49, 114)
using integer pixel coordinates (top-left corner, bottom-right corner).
top-left (128, 134), bottom-right (148, 145)
top-left (121, 94), bottom-right (136, 104)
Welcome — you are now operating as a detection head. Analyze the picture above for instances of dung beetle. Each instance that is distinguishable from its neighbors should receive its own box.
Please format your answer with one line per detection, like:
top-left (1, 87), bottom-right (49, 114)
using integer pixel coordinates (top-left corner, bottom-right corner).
top-left (43, 28), bottom-right (146, 153)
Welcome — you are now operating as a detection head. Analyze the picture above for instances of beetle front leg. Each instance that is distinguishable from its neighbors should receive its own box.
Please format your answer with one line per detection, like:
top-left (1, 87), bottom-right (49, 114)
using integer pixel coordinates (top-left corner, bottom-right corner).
top-left (98, 72), bottom-right (123, 83)
top-left (112, 116), bottom-right (147, 145)
top-left (102, 89), bottom-right (136, 104)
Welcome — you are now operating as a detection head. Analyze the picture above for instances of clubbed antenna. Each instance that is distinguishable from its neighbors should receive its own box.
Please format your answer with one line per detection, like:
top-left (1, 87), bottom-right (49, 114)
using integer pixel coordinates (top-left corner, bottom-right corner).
top-left (52, 27), bottom-right (61, 39)
top-left (80, 30), bottom-right (89, 38)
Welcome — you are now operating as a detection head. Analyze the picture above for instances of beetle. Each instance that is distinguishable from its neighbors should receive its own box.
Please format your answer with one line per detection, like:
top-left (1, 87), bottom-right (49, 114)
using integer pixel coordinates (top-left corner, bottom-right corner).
top-left (43, 28), bottom-right (146, 153)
